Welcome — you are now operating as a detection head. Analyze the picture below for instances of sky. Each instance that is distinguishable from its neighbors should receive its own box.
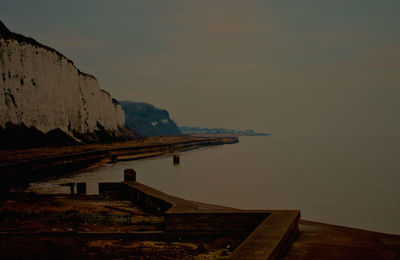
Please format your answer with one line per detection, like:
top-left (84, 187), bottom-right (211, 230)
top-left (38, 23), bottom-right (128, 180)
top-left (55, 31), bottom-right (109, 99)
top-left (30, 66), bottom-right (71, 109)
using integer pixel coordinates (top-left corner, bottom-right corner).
top-left (2, 0), bottom-right (400, 136)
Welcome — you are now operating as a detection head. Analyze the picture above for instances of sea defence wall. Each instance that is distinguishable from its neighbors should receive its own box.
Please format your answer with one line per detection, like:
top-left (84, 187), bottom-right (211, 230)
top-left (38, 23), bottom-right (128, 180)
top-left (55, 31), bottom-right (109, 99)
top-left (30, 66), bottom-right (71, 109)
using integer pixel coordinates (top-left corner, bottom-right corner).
top-left (0, 21), bottom-right (126, 146)
top-left (0, 137), bottom-right (239, 190)
top-left (119, 177), bottom-right (300, 260)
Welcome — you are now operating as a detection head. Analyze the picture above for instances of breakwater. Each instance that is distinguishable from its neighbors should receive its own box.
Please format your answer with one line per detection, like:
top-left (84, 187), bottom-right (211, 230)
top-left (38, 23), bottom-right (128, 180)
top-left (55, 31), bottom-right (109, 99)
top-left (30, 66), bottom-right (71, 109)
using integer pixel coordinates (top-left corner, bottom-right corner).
top-left (101, 174), bottom-right (300, 259)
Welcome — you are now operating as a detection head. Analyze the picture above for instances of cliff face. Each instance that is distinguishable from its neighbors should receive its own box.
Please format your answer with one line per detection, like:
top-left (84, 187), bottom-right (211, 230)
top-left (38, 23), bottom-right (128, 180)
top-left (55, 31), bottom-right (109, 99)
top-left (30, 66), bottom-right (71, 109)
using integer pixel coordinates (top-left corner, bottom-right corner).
top-left (120, 101), bottom-right (181, 137)
top-left (0, 21), bottom-right (128, 147)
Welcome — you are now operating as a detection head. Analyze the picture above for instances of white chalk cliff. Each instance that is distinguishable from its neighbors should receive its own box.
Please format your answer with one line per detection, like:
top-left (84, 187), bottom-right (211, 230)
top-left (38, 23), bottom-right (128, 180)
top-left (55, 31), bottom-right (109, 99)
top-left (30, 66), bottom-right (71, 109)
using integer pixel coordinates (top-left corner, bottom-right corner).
top-left (0, 21), bottom-right (127, 145)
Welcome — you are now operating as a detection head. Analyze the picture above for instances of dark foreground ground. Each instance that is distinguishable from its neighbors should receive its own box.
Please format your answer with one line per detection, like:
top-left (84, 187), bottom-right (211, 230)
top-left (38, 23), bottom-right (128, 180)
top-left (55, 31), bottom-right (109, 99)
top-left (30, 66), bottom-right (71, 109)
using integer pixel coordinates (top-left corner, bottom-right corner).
top-left (0, 193), bottom-right (241, 259)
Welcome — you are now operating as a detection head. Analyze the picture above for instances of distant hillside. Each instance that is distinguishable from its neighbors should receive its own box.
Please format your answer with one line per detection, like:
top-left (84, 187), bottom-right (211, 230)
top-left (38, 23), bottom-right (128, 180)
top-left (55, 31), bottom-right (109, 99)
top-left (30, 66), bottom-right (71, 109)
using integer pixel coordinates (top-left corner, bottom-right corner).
top-left (120, 101), bottom-right (181, 137)
top-left (180, 126), bottom-right (270, 136)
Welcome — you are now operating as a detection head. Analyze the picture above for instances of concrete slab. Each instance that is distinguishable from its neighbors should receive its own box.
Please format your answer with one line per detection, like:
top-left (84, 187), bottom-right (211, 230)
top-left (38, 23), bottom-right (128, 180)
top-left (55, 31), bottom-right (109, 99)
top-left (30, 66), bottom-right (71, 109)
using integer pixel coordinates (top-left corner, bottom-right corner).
top-left (123, 181), bottom-right (300, 259)
top-left (230, 211), bottom-right (300, 260)
top-left (284, 220), bottom-right (400, 260)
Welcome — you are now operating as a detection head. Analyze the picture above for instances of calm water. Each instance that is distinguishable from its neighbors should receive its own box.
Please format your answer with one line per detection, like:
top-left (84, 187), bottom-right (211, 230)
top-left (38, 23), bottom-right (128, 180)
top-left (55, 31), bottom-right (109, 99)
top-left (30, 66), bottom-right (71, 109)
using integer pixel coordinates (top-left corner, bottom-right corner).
top-left (29, 135), bottom-right (400, 234)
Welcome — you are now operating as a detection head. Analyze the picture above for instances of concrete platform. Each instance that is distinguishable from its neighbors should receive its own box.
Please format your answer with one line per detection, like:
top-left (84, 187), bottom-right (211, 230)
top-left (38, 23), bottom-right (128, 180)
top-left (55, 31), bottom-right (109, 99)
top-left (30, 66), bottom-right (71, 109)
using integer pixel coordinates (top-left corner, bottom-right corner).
top-left (284, 220), bottom-right (400, 260)
top-left (123, 181), bottom-right (300, 259)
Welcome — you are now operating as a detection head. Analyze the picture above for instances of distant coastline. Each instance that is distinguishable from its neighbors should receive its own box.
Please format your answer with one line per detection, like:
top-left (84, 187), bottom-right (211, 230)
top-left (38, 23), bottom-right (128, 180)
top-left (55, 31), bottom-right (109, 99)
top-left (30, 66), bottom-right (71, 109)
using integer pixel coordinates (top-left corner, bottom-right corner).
top-left (189, 133), bottom-right (270, 138)
top-left (180, 126), bottom-right (270, 137)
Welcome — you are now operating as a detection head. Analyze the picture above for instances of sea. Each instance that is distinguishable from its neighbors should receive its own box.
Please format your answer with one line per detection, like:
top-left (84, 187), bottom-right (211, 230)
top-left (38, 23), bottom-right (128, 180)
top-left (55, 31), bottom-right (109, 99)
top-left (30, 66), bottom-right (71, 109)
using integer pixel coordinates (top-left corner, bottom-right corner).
top-left (28, 135), bottom-right (400, 234)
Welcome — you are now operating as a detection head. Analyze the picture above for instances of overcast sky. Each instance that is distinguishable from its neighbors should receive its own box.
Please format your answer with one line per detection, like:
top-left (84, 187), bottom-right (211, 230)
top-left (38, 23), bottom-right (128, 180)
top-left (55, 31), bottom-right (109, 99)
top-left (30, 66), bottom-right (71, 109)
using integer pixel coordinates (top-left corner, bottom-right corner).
top-left (2, 0), bottom-right (399, 136)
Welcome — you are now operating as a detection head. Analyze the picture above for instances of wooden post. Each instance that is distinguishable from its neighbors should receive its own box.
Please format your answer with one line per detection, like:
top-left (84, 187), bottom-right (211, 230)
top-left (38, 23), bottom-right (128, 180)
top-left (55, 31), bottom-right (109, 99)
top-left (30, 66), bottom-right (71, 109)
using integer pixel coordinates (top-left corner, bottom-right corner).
top-left (173, 155), bottom-right (180, 164)
top-left (68, 183), bottom-right (75, 194)
top-left (124, 168), bottom-right (136, 181)
top-left (77, 182), bottom-right (87, 194)
top-left (110, 155), bottom-right (117, 164)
